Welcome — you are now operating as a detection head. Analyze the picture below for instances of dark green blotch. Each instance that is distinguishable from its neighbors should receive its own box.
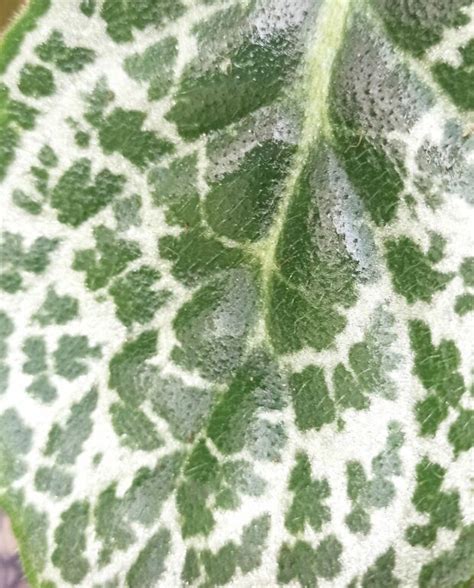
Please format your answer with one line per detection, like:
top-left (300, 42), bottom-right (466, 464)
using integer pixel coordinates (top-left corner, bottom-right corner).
top-left (0, 232), bottom-right (22, 266)
top-left (177, 478), bottom-right (215, 538)
top-left (207, 350), bottom-right (285, 454)
top-left (98, 108), bottom-right (174, 167)
top-left (313, 535), bottom-right (343, 580)
top-left (385, 237), bottom-right (453, 303)
top-left (84, 77), bottom-right (114, 127)
top-left (0, 124), bottom-right (19, 183)
top-left (160, 226), bottom-right (247, 287)
top-left (23, 237), bottom-right (59, 273)
top-left (101, 0), bottom-right (185, 44)
top-left (213, 460), bottom-right (265, 513)
top-left (51, 159), bottom-right (125, 226)
top-left (110, 402), bottom-right (163, 451)
top-left (419, 525), bottom-right (474, 588)
top-left (18, 63), bottom-right (55, 98)
top-left (361, 547), bottom-right (399, 588)
top-left (192, 1), bottom-right (249, 45)
top-left (109, 330), bottom-right (157, 406)
top-left (426, 233), bottom-right (447, 264)
top-left (80, 0), bottom-right (95, 16)
top-left (177, 441), bottom-right (217, 537)
top-left (31, 164), bottom-right (49, 196)
top-left (0, 84), bottom-right (39, 180)
top-left (149, 154), bottom-right (200, 227)
top-left (333, 363), bottom-right (368, 410)
top-left (409, 320), bottom-right (465, 434)
top-left (448, 409), bottom-right (474, 457)
top-left (289, 366), bottom-right (335, 432)
top-left (205, 140), bottom-right (296, 242)
top-left (278, 540), bottom-right (318, 587)
top-left (328, 18), bottom-right (417, 225)
top-left (94, 485), bottom-right (135, 566)
top-left (112, 194), bottom-right (141, 230)
top-left (125, 453), bottom-right (183, 526)
top-left (0, 311), bottom-right (13, 352)
top-left (347, 461), bottom-right (367, 502)
top-left (346, 505), bottom-right (371, 534)
top-left (52, 501), bottom-right (90, 584)
top-left (238, 515), bottom-right (271, 573)
top-left (285, 452), bottom-right (331, 534)
top-left (432, 38), bottom-right (474, 111)
top-left (0, 363), bottom-right (9, 395)
top-left (167, 31), bottom-right (302, 138)
top-left (0, 83), bottom-right (38, 129)
top-left (201, 543), bottom-right (238, 587)
top-left (22, 336), bottom-right (47, 375)
top-left (348, 338), bottom-right (392, 398)
top-left (124, 37), bottom-right (177, 101)
top-left (126, 529), bottom-right (171, 588)
top-left (0, 233), bottom-right (59, 287)
top-left (186, 439), bottom-right (218, 485)
top-left (72, 225), bottom-right (141, 290)
top-left (0, 271), bottom-right (22, 293)
top-left (406, 524), bottom-right (437, 548)
top-left (0, 409), bottom-right (32, 485)
top-left (182, 548), bottom-right (200, 584)
top-left (454, 293), bottom-right (474, 316)
top-left (333, 132), bottom-right (403, 226)
top-left (371, 0), bottom-right (471, 57)
top-left (149, 372), bottom-right (215, 443)
top-left (184, 460), bottom-right (260, 530)
top-left (415, 394), bottom-right (449, 437)
top-left (12, 189), bottom-right (42, 215)
top-left (45, 388), bottom-right (97, 464)
top-left (34, 465), bottom-right (72, 497)
top-left (109, 265), bottom-right (171, 327)
top-left (268, 150), bottom-right (356, 353)
top-left (95, 453), bottom-right (181, 564)
top-left (75, 130), bottom-right (90, 147)
top-left (172, 269), bottom-right (257, 382)
top-left (346, 423), bottom-right (404, 535)
top-left (38, 144), bottom-right (58, 167)
top-left (406, 458), bottom-right (460, 547)
top-left (35, 30), bottom-right (95, 73)
top-left (53, 334), bottom-right (101, 380)
top-left (460, 256), bottom-right (474, 287)
top-left (33, 286), bottom-right (79, 325)
top-left (27, 375), bottom-right (57, 403)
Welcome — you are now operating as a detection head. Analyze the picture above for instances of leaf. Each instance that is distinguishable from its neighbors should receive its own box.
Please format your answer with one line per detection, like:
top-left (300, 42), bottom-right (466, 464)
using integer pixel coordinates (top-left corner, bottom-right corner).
top-left (0, 0), bottom-right (473, 587)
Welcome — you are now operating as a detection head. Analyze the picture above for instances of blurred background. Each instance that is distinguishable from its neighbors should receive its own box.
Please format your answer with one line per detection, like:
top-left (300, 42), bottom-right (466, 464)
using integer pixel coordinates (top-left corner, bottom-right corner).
top-left (0, 515), bottom-right (27, 588)
top-left (0, 0), bottom-right (25, 30)
top-left (1, 4), bottom-right (29, 588)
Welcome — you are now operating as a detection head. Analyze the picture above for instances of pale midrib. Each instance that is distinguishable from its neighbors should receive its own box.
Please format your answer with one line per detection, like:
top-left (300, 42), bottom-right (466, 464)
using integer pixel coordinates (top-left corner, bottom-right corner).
top-left (247, 0), bottom-right (354, 291)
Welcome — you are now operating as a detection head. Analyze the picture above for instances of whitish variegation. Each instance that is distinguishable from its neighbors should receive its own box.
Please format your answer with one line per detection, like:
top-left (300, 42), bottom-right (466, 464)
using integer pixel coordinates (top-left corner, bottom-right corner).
top-left (0, 0), bottom-right (473, 586)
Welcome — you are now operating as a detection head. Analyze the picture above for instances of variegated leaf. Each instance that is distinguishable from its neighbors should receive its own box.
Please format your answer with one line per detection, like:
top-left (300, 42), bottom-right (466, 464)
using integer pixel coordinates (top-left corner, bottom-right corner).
top-left (0, 0), bottom-right (473, 586)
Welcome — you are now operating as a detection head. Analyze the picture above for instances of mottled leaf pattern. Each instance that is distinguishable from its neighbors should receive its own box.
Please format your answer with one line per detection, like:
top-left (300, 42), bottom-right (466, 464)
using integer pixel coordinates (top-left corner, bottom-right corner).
top-left (0, 0), bottom-right (473, 587)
